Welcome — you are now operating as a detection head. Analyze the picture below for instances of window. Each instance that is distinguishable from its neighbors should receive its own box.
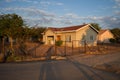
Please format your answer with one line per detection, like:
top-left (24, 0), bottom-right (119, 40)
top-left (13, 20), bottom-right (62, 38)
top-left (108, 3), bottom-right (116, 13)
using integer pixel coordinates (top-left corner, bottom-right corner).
top-left (90, 35), bottom-right (93, 40)
top-left (57, 35), bottom-right (61, 41)
top-left (66, 35), bottom-right (71, 42)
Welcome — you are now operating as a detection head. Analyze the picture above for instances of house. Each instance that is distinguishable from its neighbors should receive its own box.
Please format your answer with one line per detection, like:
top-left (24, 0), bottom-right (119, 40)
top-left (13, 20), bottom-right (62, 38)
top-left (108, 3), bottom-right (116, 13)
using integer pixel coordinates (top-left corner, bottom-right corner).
top-left (43, 24), bottom-right (98, 47)
top-left (98, 29), bottom-right (114, 43)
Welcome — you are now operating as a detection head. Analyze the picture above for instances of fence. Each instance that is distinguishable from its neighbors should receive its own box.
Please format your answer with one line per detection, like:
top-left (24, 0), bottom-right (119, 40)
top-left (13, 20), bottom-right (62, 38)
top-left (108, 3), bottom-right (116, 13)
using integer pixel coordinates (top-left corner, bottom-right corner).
top-left (0, 40), bottom-right (120, 62)
top-left (53, 40), bottom-right (120, 56)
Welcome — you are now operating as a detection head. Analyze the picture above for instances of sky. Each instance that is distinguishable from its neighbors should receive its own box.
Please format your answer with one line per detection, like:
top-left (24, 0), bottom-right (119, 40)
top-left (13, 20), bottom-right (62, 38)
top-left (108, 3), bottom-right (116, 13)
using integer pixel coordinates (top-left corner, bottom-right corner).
top-left (0, 0), bottom-right (120, 29)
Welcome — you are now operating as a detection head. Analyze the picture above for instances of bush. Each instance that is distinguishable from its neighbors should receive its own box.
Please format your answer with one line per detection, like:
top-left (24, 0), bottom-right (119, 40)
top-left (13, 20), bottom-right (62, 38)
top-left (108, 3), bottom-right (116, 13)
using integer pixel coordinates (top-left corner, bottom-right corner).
top-left (6, 55), bottom-right (15, 62)
top-left (55, 40), bottom-right (63, 46)
top-left (0, 53), bottom-right (4, 62)
top-left (6, 55), bottom-right (23, 62)
top-left (109, 38), bottom-right (116, 43)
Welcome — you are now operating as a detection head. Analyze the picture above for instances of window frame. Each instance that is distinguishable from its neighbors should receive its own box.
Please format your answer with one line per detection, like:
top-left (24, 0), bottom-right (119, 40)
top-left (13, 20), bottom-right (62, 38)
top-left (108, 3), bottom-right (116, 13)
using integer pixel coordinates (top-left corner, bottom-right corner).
top-left (66, 35), bottom-right (71, 42)
top-left (90, 35), bottom-right (94, 41)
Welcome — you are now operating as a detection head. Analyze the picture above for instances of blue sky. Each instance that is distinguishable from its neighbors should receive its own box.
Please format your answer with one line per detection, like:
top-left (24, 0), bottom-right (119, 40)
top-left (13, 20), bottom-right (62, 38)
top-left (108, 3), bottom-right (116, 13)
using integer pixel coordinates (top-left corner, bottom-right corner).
top-left (0, 0), bottom-right (120, 29)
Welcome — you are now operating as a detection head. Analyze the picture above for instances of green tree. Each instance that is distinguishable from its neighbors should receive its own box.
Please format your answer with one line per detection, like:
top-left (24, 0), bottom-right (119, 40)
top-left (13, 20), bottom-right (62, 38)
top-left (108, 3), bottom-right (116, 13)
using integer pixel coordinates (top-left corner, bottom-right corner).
top-left (90, 23), bottom-right (101, 31)
top-left (20, 26), bottom-right (31, 41)
top-left (30, 27), bottom-right (46, 42)
top-left (0, 13), bottom-right (24, 51)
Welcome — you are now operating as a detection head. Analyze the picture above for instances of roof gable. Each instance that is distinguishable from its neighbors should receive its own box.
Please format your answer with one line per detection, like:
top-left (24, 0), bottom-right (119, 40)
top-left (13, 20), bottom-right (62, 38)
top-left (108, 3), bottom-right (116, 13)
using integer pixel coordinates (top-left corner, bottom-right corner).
top-left (98, 30), bottom-right (109, 35)
top-left (98, 29), bottom-right (114, 37)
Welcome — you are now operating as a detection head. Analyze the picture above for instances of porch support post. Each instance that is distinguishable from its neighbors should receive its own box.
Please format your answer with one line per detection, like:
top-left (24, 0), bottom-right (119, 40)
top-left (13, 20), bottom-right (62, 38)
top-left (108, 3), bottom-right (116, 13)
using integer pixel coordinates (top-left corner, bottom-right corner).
top-left (45, 35), bottom-right (47, 45)
top-left (54, 32), bottom-right (57, 56)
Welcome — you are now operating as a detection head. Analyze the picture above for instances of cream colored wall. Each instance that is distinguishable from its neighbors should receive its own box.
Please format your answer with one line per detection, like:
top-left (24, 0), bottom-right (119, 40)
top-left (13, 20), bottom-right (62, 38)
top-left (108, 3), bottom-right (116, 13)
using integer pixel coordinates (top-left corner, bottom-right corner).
top-left (43, 26), bottom-right (98, 47)
top-left (43, 29), bottom-right (55, 45)
top-left (98, 30), bottom-right (114, 43)
top-left (43, 29), bottom-right (76, 46)
top-left (61, 32), bottom-right (76, 47)
top-left (76, 26), bottom-right (98, 47)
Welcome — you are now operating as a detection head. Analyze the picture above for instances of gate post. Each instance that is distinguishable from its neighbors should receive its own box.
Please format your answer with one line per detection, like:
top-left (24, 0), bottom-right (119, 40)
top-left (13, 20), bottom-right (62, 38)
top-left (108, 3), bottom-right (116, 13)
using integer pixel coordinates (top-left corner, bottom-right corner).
top-left (84, 40), bottom-right (87, 53)
top-left (64, 41), bottom-right (66, 56)
top-left (54, 43), bottom-right (57, 56)
top-left (72, 41), bottom-right (73, 55)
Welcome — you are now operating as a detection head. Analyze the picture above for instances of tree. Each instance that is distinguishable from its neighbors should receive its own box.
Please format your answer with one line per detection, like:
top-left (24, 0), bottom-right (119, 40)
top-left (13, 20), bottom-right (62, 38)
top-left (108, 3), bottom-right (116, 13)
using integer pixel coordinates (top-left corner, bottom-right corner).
top-left (110, 28), bottom-right (120, 43)
top-left (90, 23), bottom-right (101, 31)
top-left (19, 26), bottom-right (31, 41)
top-left (0, 13), bottom-right (24, 52)
top-left (30, 27), bottom-right (46, 42)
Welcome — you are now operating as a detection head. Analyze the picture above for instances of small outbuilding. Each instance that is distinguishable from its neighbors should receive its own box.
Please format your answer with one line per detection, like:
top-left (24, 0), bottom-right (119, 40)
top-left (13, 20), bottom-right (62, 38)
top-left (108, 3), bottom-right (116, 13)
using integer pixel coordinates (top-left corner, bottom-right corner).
top-left (98, 29), bottom-right (114, 43)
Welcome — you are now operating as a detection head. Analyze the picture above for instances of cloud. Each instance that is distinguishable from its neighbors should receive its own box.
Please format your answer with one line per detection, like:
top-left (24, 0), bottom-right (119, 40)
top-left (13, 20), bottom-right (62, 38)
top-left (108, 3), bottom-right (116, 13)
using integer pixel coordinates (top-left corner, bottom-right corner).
top-left (40, 1), bottom-right (51, 7)
top-left (5, 0), bottom-right (38, 4)
top-left (83, 15), bottom-right (120, 29)
top-left (64, 13), bottom-right (80, 19)
top-left (63, 13), bottom-right (120, 29)
top-left (24, 17), bottom-right (54, 26)
top-left (89, 16), bottom-right (120, 28)
top-left (1, 3), bottom-right (120, 28)
top-left (102, 16), bottom-right (120, 28)
top-left (115, 0), bottom-right (120, 5)
top-left (5, 0), bottom-right (13, 2)
top-left (3, 7), bottom-right (55, 17)
top-left (63, 20), bottom-right (73, 25)
top-left (113, 0), bottom-right (120, 8)
top-left (1, 7), bottom-right (57, 26)
top-left (56, 3), bottom-right (63, 6)
top-left (5, 0), bottom-right (63, 6)
top-left (23, 13), bottom-right (74, 27)
top-left (100, 0), bottom-right (120, 28)
top-left (39, 1), bottom-right (63, 7)
top-left (115, 10), bottom-right (120, 13)
top-left (22, 10), bottom-right (120, 28)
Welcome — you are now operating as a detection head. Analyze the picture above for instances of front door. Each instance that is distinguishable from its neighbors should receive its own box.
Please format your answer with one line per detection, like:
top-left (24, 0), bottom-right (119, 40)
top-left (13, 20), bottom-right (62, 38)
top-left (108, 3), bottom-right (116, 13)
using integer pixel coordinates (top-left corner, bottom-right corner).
top-left (47, 36), bottom-right (54, 45)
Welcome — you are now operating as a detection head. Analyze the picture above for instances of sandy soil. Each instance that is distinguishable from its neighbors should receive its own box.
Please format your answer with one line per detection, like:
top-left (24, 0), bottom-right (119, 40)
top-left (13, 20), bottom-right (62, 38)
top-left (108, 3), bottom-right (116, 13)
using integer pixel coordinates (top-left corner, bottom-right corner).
top-left (68, 50), bottom-right (120, 74)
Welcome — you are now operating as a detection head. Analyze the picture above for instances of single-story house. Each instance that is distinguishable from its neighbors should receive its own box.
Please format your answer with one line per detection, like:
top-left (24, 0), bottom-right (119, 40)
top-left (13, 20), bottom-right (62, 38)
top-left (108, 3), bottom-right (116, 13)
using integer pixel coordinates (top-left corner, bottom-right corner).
top-left (98, 29), bottom-right (114, 43)
top-left (43, 24), bottom-right (99, 47)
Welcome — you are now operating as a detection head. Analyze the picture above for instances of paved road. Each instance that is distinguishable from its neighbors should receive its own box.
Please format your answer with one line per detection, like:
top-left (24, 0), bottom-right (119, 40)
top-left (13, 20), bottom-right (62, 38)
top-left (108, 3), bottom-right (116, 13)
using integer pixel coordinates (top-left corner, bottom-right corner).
top-left (0, 60), bottom-right (120, 80)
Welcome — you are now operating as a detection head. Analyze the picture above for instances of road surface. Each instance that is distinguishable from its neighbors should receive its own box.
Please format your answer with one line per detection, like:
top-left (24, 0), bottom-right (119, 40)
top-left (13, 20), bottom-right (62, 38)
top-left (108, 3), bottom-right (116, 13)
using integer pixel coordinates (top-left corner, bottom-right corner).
top-left (0, 60), bottom-right (120, 80)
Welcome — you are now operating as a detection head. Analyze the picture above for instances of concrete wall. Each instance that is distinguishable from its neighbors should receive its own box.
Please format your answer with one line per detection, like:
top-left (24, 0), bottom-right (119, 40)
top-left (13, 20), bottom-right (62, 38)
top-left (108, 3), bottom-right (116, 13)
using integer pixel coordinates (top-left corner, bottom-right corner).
top-left (76, 25), bottom-right (98, 47)
top-left (61, 32), bottom-right (76, 47)
top-left (43, 29), bottom-right (55, 45)
top-left (98, 30), bottom-right (114, 43)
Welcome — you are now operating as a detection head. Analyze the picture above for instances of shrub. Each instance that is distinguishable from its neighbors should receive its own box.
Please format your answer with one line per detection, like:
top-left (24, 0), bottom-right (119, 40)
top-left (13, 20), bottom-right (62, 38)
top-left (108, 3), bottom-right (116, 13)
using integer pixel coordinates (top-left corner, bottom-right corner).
top-left (109, 38), bottom-right (116, 43)
top-left (55, 40), bottom-right (63, 46)
top-left (0, 53), bottom-right (4, 62)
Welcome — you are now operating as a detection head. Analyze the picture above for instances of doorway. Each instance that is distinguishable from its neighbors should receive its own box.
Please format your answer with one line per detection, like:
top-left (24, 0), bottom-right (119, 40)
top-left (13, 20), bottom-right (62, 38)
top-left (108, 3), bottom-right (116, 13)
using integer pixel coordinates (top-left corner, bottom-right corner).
top-left (47, 36), bottom-right (54, 45)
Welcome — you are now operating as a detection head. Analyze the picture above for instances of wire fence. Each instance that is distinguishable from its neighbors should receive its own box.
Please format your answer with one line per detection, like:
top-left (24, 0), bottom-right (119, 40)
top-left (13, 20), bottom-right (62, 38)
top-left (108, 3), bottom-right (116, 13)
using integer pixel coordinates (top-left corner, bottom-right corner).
top-left (53, 40), bottom-right (120, 56)
top-left (0, 40), bottom-right (120, 62)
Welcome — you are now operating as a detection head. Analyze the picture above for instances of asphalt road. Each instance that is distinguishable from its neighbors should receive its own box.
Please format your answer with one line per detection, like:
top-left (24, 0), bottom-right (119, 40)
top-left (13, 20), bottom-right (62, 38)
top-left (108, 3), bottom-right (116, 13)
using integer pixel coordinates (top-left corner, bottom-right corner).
top-left (0, 60), bottom-right (120, 80)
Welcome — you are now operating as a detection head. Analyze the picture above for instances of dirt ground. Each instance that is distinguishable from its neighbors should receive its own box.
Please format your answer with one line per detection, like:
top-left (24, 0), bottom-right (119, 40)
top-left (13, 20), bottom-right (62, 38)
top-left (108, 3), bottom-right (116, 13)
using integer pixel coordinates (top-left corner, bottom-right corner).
top-left (68, 47), bottom-right (120, 75)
